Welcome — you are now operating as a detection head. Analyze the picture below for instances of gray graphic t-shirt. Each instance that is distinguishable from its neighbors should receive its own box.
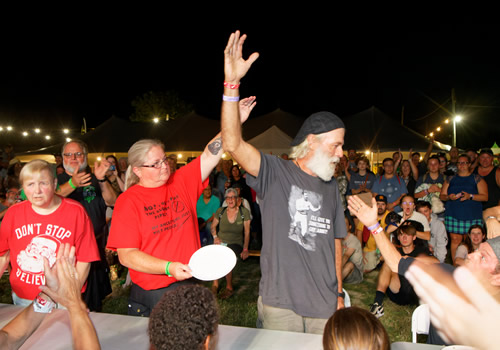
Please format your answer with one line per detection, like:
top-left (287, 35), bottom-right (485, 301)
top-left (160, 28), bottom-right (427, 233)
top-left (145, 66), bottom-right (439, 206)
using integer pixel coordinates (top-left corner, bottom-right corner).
top-left (246, 153), bottom-right (347, 318)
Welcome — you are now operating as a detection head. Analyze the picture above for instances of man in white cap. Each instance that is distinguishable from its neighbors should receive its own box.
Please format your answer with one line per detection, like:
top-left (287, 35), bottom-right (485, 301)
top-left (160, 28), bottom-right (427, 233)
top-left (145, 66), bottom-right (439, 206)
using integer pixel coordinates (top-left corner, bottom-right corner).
top-left (221, 30), bottom-right (346, 334)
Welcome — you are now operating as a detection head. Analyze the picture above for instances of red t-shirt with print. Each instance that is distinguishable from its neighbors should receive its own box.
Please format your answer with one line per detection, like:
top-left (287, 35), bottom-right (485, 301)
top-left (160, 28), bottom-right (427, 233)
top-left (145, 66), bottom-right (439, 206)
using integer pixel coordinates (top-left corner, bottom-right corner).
top-left (107, 156), bottom-right (207, 290)
top-left (0, 197), bottom-right (100, 299)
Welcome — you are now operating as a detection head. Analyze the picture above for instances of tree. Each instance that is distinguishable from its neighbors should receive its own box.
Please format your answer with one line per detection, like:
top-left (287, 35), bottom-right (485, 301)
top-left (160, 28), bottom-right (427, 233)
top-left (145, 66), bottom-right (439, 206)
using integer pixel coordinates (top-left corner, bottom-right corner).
top-left (129, 90), bottom-right (193, 122)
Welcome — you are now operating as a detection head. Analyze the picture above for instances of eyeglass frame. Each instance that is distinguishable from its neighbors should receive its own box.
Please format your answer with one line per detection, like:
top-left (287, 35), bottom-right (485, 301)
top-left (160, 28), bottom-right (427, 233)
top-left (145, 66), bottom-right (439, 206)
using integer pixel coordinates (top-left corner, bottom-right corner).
top-left (140, 157), bottom-right (168, 169)
top-left (63, 152), bottom-right (86, 158)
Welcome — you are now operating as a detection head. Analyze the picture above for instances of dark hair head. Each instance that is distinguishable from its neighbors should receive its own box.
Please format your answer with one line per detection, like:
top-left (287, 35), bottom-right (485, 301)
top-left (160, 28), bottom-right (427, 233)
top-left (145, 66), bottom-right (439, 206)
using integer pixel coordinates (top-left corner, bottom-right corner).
top-left (427, 155), bottom-right (440, 164)
top-left (356, 156), bottom-right (370, 167)
top-left (458, 154), bottom-right (471, 163)
top-left (149, 285), bottom-right (219, 350)
top-left (323, 306), bottom-right (390, 350)
top-left (398, 224), bottom-right (417, 237)
top-left (415, 201), bottom-right (432, 211)
top-left (382, 158), bottom-right (394, 166)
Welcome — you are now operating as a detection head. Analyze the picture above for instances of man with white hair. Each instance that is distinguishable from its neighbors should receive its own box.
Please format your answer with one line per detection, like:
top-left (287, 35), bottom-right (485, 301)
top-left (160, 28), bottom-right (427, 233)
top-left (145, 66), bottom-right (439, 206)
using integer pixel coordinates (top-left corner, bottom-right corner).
top-left (221, 31), bottom-right (347, 334)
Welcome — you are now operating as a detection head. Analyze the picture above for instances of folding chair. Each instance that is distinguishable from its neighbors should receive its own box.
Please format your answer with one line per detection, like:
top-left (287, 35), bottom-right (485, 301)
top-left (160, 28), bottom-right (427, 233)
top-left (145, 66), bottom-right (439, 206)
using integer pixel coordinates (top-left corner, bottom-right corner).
top-left (411, 304), bottom-right (430, 343)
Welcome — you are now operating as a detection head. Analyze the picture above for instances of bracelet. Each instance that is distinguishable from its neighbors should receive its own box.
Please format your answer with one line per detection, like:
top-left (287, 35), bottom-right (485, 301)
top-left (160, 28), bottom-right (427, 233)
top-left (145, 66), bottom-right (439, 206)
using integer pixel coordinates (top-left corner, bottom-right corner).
top-left (68, 178), bottom-right (77, 189)
top-left (367, 222), bottom-right (380, 231)
top-left (97, 177), bottom-right (107, 183)
top-left (371, 226), bottom-right (384, 235)
top-left (223, 81), bottom-right (240, 89)
top-left (165, 261), bottom-right (172, 277)
top-left (222, 94), bottom-right (240, 102)
top-left (486, 216), bottom-right (498, 221)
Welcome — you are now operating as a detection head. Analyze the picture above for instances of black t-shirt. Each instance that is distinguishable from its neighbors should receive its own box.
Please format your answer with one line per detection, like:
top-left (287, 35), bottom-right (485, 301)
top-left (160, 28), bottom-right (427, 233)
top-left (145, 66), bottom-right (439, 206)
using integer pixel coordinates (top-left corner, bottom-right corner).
top-left (57, 170), bottom-right (107, 239)
top-left (398, 257), bottom-right (454, 346)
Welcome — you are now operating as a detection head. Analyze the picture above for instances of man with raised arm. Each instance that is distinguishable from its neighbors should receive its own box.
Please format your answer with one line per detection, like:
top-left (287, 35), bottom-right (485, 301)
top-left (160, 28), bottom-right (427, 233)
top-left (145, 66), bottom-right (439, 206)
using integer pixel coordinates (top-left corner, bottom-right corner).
top-left (221, 31), bottom-right (347, 334)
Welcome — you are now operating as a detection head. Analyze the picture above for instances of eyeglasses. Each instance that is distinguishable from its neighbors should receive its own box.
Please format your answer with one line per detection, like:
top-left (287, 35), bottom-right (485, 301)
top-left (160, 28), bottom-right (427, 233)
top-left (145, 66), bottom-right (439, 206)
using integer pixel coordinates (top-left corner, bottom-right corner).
top-left (226, 196), bottom-right (237, 200)
top-left (458, 161), bottom-right (470, 165)
top-left (402, 201), bottom-right (414, 206)
top-left (141, 157), bottom-right (168, 169)
top-left (63, 152), bottom-right (86, 158)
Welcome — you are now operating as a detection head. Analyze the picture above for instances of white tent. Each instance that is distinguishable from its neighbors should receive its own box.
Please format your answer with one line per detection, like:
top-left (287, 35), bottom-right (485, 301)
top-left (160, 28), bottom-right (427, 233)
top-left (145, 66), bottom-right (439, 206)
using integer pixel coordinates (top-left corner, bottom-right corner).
top-left (247, 125), bottom-right (292, 156)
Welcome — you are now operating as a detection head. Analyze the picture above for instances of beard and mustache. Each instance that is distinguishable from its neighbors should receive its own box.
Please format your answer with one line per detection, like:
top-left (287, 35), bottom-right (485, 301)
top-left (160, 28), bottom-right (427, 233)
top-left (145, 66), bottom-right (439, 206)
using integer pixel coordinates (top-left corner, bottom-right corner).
top-left (63, 159), bottom-right (88, 174)
top-left (306, 147), bottom-right (340, 182)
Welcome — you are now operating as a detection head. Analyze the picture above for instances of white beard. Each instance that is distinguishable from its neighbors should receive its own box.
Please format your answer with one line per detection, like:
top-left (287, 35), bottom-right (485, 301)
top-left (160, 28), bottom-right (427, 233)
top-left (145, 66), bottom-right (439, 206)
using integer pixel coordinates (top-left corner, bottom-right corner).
top-left (307, 148), bottom-right (339, 182)
top-left (63, 159), bottom-right (88, 174)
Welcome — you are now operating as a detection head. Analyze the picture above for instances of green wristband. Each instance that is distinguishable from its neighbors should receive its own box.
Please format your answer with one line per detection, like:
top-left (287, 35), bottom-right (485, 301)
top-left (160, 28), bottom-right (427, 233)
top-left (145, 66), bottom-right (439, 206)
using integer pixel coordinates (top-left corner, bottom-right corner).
top-left (68, 178), bottom-right (77, 189)
top-left (165, 261), bottom-right (172, 277)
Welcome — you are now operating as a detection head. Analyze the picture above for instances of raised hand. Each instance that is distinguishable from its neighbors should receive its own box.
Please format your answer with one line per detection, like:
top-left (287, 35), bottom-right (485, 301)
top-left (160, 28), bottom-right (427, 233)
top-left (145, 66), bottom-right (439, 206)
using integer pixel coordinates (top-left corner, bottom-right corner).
top-left (40, 243), bottom-right (81, 309)
top-left (93, 159), bottom-right (111, 180)
top-left (347, 195), bottom-right (378, 228)
top-left (239, 96), bottom-right (257, 123)
top-left (71, 168), bottom-right (92, 187)
top-left (224, 31), bottom-right (259, 84)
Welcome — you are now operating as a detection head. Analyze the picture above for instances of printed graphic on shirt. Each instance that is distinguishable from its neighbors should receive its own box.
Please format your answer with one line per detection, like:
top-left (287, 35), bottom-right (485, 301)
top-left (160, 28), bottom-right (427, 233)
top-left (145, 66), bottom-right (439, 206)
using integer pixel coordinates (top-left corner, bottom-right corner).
top-left (16, 235), bottom-right (60, 286)
top-left (143, 194), bottom-right (191, 235)
top-left (288, 186), bottom-right (330, 251)
top-left (83, 185), bottom-right (97, 203)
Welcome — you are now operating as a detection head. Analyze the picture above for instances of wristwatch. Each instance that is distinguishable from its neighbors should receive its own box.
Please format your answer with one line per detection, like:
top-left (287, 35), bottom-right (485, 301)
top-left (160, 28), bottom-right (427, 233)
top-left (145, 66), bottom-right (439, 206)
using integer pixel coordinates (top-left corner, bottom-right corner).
top-left (338, 291), bottom-right (346, 299)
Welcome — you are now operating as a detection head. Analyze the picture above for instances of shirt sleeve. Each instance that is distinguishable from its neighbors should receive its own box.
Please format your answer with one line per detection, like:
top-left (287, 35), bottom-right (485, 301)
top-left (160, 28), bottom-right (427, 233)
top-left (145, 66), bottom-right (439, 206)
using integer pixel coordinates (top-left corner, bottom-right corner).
top-left (246, 152), bottom-right (275, 199)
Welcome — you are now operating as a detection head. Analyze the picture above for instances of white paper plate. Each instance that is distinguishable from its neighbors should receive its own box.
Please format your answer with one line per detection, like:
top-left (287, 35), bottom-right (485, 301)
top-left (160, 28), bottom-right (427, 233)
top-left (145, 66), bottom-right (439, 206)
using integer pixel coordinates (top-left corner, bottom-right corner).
top-left (189, 245), bottom-right (237, 281)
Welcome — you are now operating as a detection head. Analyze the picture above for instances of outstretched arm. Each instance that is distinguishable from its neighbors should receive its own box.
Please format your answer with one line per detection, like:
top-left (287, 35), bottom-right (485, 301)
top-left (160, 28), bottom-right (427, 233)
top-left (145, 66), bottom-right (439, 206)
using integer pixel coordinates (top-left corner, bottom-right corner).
top-left (348, 196), bottom-right (402, 272)
top-left (201, 97), bottom-right (256, 181)
top-left (221, 30), bottom-right (261, 177)
top-left (40, 244), bottom-right (100, 350)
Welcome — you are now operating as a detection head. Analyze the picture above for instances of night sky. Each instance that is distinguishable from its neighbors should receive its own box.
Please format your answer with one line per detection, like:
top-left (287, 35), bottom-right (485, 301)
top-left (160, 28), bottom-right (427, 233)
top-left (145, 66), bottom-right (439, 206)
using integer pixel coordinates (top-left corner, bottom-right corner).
top-left (1, 18), bottom-right (499, 151)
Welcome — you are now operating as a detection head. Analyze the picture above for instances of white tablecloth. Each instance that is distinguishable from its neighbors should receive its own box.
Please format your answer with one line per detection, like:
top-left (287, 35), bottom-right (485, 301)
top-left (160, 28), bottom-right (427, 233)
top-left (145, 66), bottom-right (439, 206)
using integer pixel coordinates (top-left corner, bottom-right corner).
top-left (0, 303), bottom-right (323, 349)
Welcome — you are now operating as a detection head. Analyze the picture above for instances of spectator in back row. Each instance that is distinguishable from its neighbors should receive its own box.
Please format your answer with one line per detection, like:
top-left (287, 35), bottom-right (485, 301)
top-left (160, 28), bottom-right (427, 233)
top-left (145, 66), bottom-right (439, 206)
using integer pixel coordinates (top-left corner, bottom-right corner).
top-left (399, 159), bottom-right (417, 196)
top-left (372, 158), bottom-right (407, 212)
top-left (197, 184), bottom-right (221, 246)
top-left (414, 156), bottom-right (445, 215)
top-left (416, 201), bottom-right (448, 263)
top-left (349, 156), bottom-right (375, 195)
top-left (473, 148), bottom-right (500, 211)
top-left (440, 154), bottom-right (488, 262)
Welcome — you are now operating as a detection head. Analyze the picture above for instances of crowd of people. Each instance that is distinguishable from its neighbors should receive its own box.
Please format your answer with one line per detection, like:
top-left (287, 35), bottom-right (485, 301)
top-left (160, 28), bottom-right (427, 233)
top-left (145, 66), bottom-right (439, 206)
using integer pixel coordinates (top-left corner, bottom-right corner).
top-left (1, 29), bottom-right (500, 350)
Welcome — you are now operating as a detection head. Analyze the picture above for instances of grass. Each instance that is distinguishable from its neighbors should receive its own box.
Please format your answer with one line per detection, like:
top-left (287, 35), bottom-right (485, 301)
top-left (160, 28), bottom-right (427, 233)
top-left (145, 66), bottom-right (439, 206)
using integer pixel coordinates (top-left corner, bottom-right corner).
top-left (1, 256), bottom-right (419, 343)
